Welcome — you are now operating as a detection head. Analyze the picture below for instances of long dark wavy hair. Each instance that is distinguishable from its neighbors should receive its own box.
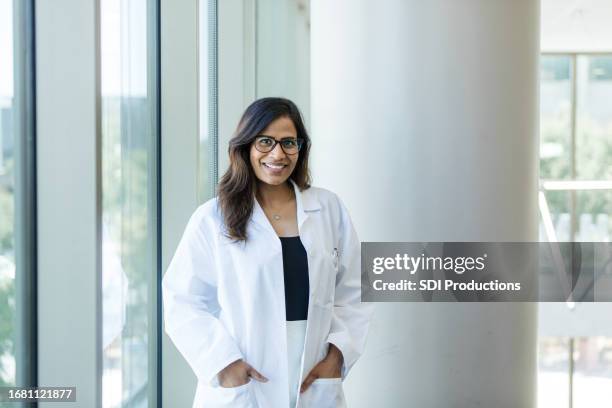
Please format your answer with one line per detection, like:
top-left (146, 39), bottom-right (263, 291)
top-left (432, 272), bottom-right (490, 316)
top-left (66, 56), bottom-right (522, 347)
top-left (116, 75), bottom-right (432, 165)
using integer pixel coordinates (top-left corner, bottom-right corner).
top-left (217, 97), bottom-right (311, 241)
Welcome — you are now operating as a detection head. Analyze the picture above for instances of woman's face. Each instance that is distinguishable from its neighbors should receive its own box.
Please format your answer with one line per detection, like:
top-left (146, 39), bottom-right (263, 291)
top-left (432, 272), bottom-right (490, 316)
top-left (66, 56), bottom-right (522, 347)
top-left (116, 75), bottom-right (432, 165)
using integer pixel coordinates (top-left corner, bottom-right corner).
top-left (249, 116), bottom-right (299, 187)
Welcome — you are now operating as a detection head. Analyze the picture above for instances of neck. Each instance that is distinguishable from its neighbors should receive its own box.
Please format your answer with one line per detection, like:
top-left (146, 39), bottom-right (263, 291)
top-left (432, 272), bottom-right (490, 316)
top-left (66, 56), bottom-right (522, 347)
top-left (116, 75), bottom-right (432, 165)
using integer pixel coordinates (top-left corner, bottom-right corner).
top-left (256, 180), bottom-right (293, 206)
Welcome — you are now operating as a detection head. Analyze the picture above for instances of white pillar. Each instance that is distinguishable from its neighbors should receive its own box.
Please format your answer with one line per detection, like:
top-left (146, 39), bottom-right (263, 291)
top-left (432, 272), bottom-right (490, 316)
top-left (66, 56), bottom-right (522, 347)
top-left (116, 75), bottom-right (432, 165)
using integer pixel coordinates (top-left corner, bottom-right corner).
top-left (37, 0), bottom-right (101, 406)
top-left (311, 1), bottom-right (540, 407)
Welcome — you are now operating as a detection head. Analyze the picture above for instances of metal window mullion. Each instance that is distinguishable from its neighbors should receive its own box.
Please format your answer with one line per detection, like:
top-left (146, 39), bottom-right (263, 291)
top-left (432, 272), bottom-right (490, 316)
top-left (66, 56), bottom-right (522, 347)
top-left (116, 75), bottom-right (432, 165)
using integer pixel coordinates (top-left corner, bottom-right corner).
top-left (208, 0), bottom-right (219, 196)
top-left (569, 54), bottom-right (578, 243)
top-left (568, 52), bottom-right (578, 408)
top-left (148, 0), bottom-right (162, 406)
top-left (13, 0), bottom-right (38, 399)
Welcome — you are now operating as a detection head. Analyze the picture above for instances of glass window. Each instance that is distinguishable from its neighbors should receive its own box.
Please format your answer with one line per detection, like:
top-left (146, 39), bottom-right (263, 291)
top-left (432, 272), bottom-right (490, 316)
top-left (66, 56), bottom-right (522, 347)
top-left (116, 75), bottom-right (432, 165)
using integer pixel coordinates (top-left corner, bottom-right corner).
top-left (100, 0), bottom-right (159, 406)
top-left (0, 0), bottom-right (16, 387)
top-left (540, 56), bottom-right (572, 181)
top-left (538, 337), bottom-right (570, 408)
top-left (574, 190), bottom-right (612, 242)
top-left (539, 54), bottom-right (612, 242)
top-left (539, 190), bottom-right (572, 242)
top-left (256, 0), bottom-right (310, 124)
top-left (539, 337), bottom-right (612, 408)
top-left (538, 53), bottom-right (612, 408)
top-left (576, 56), bottom-right (612, 181)
top-left (573, 337), bottom-right (612, 407)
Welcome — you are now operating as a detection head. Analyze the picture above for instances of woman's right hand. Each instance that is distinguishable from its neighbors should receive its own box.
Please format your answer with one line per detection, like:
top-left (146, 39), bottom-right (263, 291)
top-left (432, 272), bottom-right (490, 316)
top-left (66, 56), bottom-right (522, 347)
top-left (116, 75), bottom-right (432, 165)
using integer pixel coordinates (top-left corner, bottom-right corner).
top-left (217, 359), bottom-right (269, 388)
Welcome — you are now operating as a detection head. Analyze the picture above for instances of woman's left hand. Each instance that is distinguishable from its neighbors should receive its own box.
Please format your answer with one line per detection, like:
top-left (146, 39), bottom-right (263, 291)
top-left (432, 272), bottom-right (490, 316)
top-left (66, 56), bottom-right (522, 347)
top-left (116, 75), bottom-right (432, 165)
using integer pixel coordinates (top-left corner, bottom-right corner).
top-left (299, 344), bottom-right (344, 393)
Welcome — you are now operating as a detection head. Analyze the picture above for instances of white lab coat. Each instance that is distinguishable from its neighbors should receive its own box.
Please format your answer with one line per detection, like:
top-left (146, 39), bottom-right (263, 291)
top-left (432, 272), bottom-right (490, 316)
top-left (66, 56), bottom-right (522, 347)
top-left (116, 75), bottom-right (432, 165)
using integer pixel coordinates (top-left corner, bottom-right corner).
top-left (162, 179), bottom-right (374, 408)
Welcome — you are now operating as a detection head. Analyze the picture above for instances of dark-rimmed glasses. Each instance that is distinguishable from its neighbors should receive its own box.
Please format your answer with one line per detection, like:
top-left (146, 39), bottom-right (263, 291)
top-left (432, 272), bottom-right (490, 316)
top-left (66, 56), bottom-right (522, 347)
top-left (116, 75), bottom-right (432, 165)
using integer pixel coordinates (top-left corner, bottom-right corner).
top-left (253, 136), bottom-right (304, 155)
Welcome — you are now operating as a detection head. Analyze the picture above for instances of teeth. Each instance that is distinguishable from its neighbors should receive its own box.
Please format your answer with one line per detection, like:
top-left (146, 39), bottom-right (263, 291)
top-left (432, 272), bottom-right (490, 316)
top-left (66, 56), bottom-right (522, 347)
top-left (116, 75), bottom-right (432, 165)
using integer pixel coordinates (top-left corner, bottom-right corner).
top-left (264, 163), bottom-right (285, 169)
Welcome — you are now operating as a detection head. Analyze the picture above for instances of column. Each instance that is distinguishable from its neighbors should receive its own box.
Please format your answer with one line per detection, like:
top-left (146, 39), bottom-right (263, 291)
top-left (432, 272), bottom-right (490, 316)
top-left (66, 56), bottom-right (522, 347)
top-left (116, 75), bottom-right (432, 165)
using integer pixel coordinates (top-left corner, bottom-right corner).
top-left (311, 1), bottom-right (540, 407)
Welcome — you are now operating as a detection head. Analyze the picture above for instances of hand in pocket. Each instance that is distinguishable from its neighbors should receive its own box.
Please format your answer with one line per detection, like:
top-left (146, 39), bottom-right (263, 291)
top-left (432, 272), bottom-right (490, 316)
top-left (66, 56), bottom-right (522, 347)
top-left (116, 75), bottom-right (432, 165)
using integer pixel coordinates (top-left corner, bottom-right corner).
top-left (217, 359), bottom-right (268, 388)
top-left (300, 344), bottom-right (343, 393)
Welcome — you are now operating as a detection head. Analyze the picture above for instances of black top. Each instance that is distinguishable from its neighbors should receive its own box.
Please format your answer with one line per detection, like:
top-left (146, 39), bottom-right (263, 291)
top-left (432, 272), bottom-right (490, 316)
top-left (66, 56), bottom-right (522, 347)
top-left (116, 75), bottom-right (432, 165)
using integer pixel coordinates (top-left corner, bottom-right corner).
top-left (280, 236), bottom-right (309, 321)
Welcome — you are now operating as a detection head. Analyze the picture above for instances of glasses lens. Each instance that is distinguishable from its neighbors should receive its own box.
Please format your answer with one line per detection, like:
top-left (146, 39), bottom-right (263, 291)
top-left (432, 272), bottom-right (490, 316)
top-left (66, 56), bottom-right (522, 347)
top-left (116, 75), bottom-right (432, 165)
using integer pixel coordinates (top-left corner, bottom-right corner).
top-left (255, 137), bottom-right (275, 152)
top-left (280, 139), bottom-right (299, 154)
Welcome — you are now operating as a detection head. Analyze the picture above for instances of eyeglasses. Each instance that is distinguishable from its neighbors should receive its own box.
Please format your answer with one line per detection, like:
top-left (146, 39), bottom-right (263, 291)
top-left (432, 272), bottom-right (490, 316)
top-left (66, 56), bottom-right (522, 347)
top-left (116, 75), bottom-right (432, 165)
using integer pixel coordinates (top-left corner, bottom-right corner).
top-left (253, 136), bottom-right (304, 155)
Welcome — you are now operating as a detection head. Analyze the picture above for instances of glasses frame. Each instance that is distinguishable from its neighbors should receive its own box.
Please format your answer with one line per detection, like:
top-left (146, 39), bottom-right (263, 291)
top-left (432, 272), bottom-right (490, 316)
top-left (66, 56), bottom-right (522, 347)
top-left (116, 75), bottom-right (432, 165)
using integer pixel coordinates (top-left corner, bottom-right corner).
top-left (253, 136), bottom-right (304, 155)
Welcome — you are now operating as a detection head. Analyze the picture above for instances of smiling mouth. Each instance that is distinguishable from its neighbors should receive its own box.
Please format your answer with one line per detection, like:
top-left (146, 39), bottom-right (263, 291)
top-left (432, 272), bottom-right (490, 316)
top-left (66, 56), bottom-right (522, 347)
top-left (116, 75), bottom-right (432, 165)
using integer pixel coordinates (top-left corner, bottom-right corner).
top-left (263, 163), bottom-right (288, 169)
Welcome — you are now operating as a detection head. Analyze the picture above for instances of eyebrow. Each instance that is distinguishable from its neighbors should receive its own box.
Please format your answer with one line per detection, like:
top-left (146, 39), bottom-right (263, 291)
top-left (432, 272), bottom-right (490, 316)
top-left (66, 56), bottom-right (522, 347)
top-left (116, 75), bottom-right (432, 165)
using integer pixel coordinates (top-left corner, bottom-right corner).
top-left (258, 135), bottom-right (298, 140)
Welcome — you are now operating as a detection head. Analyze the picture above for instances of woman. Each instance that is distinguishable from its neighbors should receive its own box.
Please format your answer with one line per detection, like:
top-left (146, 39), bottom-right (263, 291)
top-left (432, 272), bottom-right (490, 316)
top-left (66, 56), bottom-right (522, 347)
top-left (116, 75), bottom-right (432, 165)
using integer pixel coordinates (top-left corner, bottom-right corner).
top-left (162, 97), bottom-right (373, 408)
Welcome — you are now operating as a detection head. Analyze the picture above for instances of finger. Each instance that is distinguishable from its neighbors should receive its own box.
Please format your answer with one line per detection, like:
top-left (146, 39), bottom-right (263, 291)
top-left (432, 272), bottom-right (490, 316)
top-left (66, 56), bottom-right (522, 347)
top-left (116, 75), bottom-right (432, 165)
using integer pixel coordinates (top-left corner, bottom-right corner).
top-left (247, 367), bottom-right (268, 382)
top-left (300, 373), bottom-right (318, 393)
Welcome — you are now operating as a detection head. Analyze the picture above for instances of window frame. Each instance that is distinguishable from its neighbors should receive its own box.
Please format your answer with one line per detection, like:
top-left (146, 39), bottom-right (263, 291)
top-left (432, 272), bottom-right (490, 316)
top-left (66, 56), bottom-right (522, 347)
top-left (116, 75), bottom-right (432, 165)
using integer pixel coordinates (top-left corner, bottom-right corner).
top-left (12, 0), bottom-right (38, 392)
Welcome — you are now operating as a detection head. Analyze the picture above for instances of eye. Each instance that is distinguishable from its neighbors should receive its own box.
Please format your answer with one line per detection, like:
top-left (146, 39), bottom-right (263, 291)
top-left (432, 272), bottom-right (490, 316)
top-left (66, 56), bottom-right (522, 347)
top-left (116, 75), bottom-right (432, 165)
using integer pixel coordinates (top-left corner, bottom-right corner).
top-left (281, 139), bottom-right (297, 147)
top-left (258, 137), bottom-right (273, 146)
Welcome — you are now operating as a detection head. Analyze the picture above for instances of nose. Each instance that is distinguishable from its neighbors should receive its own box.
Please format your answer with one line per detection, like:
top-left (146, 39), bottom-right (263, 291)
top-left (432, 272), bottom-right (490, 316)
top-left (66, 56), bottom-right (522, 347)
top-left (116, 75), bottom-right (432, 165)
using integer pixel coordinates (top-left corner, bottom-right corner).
top-left (268, 142), bottom-right (287, 159)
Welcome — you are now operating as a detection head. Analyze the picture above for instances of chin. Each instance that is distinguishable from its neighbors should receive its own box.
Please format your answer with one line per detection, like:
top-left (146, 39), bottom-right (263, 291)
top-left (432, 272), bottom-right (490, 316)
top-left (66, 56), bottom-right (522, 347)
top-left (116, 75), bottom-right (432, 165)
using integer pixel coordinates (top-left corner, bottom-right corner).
top-left (254, 168), bottom-right (292, 186)
top-left (259, 176), bottom-right (289, 186)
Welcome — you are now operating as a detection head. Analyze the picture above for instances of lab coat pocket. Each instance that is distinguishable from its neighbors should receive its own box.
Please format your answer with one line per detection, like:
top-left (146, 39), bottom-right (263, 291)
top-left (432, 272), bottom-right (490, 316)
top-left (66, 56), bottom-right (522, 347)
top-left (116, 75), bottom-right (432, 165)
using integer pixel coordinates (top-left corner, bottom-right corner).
top-left (317, 248), bottom-right (339, 309)
top-left (303, 378), bottom-right (346, 408)
top-left (201, 380), bottom-right (257, 408)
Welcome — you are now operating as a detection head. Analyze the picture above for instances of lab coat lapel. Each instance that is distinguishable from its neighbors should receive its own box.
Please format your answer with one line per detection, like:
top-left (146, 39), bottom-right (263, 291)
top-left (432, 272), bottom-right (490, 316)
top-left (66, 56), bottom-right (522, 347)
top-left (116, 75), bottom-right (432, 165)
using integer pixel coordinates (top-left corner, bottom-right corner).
top-left (290, 179), bottom-right (321, 233)
top-left (252, 196), bottom-right (279, 238)
top-left (290, 180), bottom-right (322, 281)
